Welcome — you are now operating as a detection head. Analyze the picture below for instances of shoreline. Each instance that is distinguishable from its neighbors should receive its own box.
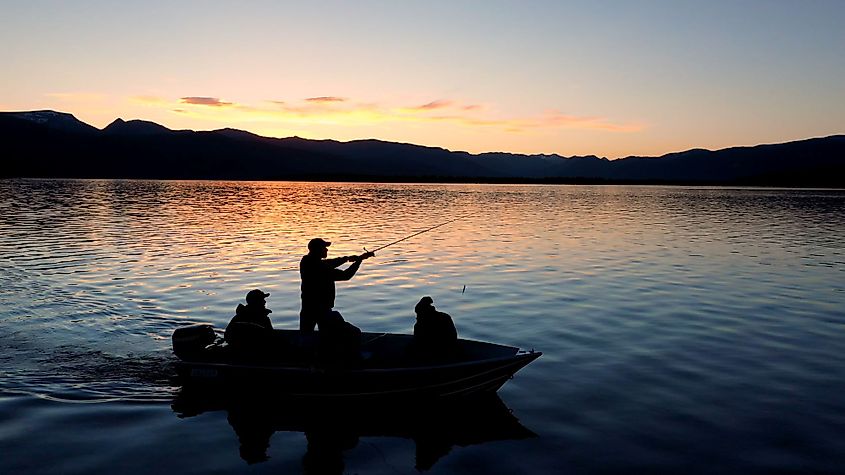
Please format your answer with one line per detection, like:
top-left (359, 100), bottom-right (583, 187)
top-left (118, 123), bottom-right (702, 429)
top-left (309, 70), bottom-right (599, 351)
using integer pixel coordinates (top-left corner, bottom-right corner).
top-left (5, 175), bottom-right (845, 189)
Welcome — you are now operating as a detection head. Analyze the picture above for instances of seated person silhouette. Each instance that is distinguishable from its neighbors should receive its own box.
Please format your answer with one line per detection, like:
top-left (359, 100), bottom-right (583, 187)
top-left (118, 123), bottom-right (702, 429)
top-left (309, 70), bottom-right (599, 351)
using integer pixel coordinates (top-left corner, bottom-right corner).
top-left (412, 296), bottom-right (457, 361)
top-left (224, 289), bottom-right (274, 357)
top-left (316, 310), bottom-right (362, 366)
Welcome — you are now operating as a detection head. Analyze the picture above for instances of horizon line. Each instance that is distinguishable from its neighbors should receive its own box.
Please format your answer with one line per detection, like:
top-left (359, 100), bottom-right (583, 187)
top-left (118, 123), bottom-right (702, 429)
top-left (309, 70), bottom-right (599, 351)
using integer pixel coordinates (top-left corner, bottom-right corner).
top-left (3, 108), bottom-right (844, 161)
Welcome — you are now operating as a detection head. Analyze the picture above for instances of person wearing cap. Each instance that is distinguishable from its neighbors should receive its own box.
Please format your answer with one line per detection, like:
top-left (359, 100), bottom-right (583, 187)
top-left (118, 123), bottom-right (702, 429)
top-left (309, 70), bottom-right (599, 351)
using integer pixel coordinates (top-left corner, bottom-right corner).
top-left (224, 289), bottom-right (274, 351)
top-left (412, 296), bottom-right (457, 360)
top-left (299, 238), bottom-right (374, 332)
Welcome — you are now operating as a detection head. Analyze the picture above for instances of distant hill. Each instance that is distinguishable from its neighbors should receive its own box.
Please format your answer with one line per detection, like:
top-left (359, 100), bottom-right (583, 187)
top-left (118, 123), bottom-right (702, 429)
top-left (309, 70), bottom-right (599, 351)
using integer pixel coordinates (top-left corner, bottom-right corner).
top-left (103, 118), bottom-right (178, 136)
top-left (1, 110), bottom-right (843, 186)
top-left (3, 110), bottom-right (99, 134)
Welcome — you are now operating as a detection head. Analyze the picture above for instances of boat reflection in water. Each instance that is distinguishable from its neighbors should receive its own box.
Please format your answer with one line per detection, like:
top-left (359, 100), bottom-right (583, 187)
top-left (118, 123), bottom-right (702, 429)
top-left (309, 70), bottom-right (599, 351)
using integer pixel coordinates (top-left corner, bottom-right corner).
top-left (172, 388), bottom-right (536, 471)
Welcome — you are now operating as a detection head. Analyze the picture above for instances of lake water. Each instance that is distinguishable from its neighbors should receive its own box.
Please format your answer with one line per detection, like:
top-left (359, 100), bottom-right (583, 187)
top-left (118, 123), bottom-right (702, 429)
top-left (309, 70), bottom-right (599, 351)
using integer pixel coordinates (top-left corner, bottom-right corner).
top-left (1, 179), bottom-right (844, 474)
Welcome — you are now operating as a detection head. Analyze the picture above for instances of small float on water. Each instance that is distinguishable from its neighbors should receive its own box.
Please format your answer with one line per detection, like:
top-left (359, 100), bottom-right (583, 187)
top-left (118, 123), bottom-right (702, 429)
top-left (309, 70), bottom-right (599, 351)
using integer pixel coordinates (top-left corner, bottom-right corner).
top-left (172, 324), bottom-right (541, 399)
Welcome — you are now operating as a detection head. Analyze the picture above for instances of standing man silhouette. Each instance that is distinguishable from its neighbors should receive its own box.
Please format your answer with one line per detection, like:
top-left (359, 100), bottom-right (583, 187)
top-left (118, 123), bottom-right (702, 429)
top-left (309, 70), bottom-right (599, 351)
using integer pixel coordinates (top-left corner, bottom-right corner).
top-left (299, 238), bottom-right (374, 332)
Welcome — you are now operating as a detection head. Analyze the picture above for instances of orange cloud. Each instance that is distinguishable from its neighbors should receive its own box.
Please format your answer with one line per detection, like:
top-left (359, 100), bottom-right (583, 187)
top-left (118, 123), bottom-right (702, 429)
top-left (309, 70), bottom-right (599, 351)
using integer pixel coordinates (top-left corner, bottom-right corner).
top-left (180, 97), bottom-right (233, 107)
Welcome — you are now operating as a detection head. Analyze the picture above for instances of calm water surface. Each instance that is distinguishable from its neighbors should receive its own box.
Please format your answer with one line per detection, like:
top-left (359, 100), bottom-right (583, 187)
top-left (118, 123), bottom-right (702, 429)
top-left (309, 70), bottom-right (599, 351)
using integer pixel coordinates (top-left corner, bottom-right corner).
top-left (1, 179), bottom-right (844, 474)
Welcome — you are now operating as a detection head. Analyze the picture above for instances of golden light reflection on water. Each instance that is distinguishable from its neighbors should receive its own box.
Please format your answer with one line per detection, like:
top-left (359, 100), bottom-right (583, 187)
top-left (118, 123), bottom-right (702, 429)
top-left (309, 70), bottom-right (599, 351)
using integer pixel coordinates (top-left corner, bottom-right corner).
top-left (2, 180), bottom-right (843, 336)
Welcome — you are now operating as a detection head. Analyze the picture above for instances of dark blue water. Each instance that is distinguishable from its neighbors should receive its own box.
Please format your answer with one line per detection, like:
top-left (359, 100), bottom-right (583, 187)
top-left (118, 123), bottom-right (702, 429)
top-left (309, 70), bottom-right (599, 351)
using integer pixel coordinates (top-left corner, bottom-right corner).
top-left (1, 179), bottom-right (844, 474)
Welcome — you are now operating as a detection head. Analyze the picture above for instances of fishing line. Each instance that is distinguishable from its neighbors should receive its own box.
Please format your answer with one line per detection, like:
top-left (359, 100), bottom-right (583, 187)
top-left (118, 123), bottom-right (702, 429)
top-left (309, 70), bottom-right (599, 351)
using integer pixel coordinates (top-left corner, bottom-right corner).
top-left (365, 216), bottom-right (463, 254)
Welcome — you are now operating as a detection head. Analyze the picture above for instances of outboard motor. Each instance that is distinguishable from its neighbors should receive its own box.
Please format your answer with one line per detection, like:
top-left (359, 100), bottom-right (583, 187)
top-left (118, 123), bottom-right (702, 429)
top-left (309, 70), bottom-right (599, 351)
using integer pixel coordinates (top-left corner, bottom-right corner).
top-left (172, 324), bottom-right (217, 359)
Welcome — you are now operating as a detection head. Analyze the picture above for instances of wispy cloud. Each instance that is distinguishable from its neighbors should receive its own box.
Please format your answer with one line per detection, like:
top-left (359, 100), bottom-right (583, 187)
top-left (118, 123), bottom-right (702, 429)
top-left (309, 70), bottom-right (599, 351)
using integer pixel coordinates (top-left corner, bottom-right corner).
top-left (180, 97), bottom-right (233, 107)
top-left (399, 101), bottom-right (641, 132)
top-left (534, 112), bottom-right (642, 132)
top-left (305, 96), bottom-right (347, 103)
top-left (411, 99), bottom-right (454, 111)
top-left (403, 99), bottom-right (485, 114)
top-left (147, 94), bottom-right (641, 133)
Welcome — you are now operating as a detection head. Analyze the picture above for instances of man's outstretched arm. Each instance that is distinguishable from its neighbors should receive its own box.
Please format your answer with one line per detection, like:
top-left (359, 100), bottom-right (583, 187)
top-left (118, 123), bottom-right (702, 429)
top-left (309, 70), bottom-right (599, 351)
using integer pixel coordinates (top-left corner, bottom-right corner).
top-left (332, 251), bottom-right (374, 281)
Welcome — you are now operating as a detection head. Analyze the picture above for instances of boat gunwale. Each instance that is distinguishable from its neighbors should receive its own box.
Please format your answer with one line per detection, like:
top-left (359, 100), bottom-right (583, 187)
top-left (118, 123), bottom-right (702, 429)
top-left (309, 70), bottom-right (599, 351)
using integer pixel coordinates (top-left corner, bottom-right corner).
top-left (175, 349), bottom-right (542, 375)
top-left (176, 352), bottom-right (542, 398)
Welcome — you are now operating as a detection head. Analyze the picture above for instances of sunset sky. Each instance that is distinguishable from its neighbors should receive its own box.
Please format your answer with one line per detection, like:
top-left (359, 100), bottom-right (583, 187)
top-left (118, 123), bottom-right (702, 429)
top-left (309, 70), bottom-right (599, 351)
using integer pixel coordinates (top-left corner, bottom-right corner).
top-left (2, 1), bottom-right (844, 158)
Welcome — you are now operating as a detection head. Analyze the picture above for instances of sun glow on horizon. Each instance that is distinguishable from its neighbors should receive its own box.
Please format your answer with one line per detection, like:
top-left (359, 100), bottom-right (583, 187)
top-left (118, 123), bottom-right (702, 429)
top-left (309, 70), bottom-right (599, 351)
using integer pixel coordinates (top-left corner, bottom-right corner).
top-left (124, 93), bottom-right (646, 149)
top-left (3, 2), bottom-right (843, 158)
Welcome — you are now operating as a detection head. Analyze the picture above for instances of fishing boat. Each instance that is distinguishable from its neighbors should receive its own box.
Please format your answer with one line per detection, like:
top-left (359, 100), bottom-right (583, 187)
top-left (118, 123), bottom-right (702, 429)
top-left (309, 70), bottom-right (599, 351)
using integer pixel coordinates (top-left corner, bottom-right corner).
top-left (172, 324), bottom-right (541, 399)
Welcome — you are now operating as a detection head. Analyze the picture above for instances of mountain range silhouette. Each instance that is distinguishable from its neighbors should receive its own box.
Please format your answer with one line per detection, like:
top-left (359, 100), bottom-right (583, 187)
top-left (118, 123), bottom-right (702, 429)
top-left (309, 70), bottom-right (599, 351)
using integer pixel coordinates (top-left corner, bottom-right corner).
top-left (2, 110), bottom-right (843, 186)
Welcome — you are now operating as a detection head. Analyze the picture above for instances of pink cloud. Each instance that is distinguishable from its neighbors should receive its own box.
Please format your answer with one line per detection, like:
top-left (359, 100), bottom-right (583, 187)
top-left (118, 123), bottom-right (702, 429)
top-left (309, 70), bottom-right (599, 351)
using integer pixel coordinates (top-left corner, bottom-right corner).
top-left (413, 99), bottom-right (454, 111)
top-left (180, 97), bottom-right (233, 107)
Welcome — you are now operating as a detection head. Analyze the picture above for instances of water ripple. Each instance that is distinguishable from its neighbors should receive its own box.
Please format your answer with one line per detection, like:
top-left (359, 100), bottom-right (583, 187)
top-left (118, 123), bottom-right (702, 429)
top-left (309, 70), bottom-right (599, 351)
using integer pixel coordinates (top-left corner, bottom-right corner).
top-left (1, 180), bottom-right (844, 473)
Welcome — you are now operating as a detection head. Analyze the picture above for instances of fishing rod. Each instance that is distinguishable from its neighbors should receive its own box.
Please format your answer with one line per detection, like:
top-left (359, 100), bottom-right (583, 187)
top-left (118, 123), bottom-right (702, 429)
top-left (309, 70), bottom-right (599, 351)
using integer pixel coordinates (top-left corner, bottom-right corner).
top-left (366, 216), bottom-right (463, 254)
top-left (275, 216), bottom-right (464, 271)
